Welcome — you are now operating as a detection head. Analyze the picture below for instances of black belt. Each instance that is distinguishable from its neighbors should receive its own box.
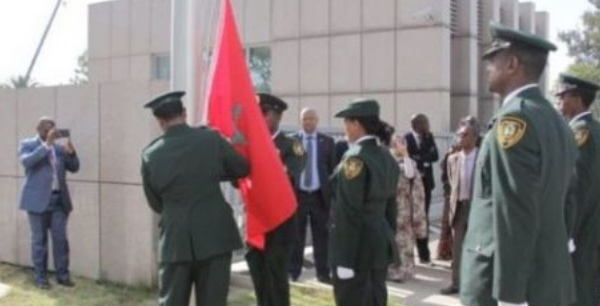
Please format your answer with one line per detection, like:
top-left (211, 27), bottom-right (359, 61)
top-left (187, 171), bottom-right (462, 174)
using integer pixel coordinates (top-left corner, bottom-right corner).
top-left (299, 189), bottom-right (321, 195)
top-left (51, 190), bottom-right (61, 194)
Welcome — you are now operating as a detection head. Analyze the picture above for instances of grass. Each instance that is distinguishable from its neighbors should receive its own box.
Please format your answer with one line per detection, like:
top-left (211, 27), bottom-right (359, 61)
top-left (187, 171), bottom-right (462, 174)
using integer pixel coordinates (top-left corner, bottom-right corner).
top-left (0, 263), bottom-right (403, 306)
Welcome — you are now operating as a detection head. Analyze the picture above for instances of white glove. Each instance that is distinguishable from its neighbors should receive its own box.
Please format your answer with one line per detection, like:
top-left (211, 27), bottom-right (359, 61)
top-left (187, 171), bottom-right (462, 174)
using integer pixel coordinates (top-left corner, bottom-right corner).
top-left (336, 266), bottom-right (355, 280)
top-left (498, 301), bottom-right (528, 306)
top-left (568, 239), bottom-right (576, 253)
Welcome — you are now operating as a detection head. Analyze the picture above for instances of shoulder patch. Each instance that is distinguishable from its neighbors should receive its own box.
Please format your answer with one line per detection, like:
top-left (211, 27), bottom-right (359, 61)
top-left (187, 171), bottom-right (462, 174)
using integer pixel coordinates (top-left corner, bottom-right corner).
top-left (573, 127), bottom-right (590, 147)
top-left (496, 116), bottom-right (527, 149)
top-left (343, 157), bottom-right (364, 180)
top-left (292, 139), bottom-right (304, 156)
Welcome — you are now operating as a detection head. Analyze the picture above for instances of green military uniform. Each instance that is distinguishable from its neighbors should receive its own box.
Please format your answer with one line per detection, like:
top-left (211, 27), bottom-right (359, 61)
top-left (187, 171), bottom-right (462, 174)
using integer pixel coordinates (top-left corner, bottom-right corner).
top-left (329, 99), bottom-right (400, 306)
top-left (245, 93), bottom-right (306, 306)
top-left (460, 24), bottom-right (578, 306)
top-left (558, 75), bottom-right (600, 306)
top-left (141, 91), bottom-right (250, 306)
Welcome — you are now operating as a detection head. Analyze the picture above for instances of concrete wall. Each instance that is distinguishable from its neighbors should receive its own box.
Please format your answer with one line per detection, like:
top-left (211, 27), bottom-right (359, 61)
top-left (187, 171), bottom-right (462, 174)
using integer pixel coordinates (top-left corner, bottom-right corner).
top-left (0, 81), bottom-right (167, 286)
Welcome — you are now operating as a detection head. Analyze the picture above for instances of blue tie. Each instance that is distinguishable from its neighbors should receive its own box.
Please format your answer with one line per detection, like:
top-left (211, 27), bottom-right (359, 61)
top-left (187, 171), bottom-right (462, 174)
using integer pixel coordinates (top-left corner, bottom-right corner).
top-left (303, 135), bottom-right (314, 189)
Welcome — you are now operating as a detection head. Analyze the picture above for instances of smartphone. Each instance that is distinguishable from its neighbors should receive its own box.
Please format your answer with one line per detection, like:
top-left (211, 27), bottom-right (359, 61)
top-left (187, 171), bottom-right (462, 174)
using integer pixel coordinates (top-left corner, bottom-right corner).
top-left (56, 129), bottom-right (71, 139)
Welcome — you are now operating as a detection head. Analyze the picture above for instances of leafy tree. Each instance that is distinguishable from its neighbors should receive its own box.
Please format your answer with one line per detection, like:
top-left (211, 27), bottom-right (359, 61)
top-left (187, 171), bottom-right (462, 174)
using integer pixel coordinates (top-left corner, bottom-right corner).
top-left (69, 50), bottom-right (88, 85)
top-left (559, 1), bottom-right (600, 117)
top-left (2, 75), bottom-right (39, 89)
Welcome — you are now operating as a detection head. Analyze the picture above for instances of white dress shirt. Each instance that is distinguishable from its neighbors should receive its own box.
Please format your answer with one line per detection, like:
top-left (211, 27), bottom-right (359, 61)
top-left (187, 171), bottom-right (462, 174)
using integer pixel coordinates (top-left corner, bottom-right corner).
top-left (459, 148), bottom-right (478, 201)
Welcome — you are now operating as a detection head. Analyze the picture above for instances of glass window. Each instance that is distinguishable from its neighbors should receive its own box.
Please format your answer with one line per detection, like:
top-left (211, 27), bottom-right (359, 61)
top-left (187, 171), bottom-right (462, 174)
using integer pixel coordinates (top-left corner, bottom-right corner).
top-left (247, 47), bottom-right (271, 93)
top-left (153, 54), bottom-right (170, 80)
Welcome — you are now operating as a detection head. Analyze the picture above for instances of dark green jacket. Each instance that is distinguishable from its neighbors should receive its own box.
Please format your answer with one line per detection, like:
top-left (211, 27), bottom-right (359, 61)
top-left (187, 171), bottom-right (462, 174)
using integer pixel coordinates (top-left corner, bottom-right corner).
top-left (264, 132), bottom-right (306, 246)
top-left (329, 138), bottom-right (400, 270)
top-left (460, 87), bottom-right (577, 306)
top-left (565, 112), bottom-right (600, 306)
top-left (141, 124), bottom-right (249, 263)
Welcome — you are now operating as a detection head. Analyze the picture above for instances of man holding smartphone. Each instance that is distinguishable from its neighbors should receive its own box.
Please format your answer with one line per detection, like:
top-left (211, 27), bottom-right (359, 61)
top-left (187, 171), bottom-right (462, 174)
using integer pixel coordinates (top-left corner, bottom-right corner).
top-left (19, 117), bottom-right (79, 289)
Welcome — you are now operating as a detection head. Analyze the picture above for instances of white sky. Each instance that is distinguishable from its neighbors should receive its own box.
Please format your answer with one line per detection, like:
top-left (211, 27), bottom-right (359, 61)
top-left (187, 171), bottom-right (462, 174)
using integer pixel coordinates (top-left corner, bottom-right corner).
top-left (0, 0), bottom-right (593, 86)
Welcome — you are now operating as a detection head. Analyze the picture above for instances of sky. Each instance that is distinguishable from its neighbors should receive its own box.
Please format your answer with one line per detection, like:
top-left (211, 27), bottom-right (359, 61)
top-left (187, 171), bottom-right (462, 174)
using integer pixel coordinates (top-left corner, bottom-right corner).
top-left (0, 0), bottom-right (593, 86)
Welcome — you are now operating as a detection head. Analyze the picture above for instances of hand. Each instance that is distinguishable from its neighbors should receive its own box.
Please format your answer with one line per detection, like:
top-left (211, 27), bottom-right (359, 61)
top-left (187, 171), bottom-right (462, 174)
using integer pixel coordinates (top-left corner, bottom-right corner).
top-left (336, 266), bottom-right (354, 280)
top-left (568, 239), bottom-right (576, 253)
top-left (65, 138), bottom-right (76, 155)
top-left (498, 301), bottom-right (528, 306)
top-left (45, 128), bottom-right (57, 146)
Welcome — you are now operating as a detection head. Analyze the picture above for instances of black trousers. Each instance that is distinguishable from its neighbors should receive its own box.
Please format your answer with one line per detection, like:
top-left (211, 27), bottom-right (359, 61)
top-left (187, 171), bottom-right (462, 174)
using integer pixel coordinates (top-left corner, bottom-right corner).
top-left (246, 244), bottom-right (291, 306)
top-left (333, 267), bottom-right (387, 306)
top-left (158, 253), bottom-right (232, 306)
top-left (289, 190), bottom-right (330, 279)
top-left (416, 181), bottom-right (432, 261)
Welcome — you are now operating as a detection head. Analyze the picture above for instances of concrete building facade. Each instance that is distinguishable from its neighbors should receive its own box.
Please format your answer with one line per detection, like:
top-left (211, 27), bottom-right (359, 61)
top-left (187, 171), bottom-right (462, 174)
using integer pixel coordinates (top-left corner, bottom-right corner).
top-left (0, 0), bottom-right (550, 287)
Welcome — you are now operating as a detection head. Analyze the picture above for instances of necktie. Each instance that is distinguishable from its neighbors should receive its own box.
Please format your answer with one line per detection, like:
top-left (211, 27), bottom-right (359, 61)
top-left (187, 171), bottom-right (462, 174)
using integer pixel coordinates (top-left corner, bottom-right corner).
top-left (303, 135), bottom-right (314, 189)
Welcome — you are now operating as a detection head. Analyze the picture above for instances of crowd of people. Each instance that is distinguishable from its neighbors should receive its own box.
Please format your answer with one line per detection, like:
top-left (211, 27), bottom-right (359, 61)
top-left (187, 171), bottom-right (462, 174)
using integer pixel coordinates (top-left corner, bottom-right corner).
top-left (16, 21), bottom-right (600, 306)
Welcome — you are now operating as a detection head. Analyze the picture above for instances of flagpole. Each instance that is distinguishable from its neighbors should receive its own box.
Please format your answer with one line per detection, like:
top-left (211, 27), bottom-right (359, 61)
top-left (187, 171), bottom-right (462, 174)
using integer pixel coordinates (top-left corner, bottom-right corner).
top-left (171, 0), bottom-right (198, 125)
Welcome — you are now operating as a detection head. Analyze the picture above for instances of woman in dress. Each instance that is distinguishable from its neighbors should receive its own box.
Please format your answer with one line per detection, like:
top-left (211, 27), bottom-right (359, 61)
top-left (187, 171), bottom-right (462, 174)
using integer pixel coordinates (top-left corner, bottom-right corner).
top-left (387, 135), bottom-right (428, 282)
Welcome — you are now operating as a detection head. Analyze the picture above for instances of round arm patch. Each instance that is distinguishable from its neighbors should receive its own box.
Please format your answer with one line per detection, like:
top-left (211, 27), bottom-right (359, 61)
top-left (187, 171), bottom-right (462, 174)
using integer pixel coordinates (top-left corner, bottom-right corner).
top-left (497, 116), bottom-right (527, 149)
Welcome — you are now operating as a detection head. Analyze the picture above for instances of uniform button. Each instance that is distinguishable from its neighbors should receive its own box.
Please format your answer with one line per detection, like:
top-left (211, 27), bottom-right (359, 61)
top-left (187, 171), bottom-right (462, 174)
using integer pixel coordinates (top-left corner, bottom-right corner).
top-left (476, 245), bottom-right (481, 252)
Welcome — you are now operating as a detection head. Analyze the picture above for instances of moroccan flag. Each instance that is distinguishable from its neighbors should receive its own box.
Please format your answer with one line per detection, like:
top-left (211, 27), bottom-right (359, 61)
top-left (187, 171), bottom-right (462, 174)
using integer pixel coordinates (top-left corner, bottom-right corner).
top-left (203, 0), bottom-right (297, 250)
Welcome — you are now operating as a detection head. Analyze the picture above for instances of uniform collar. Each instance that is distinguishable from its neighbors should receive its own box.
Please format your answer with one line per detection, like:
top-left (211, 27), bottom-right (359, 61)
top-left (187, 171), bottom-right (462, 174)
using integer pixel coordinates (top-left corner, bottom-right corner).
top-left (502, 83), bottom-right (538, 106)
top-left (272, 130), bottom-right (282, 140)
top-left (569, 111), bottom-right (593, 125)
top-left (352, 135), bottom-right (378, 146)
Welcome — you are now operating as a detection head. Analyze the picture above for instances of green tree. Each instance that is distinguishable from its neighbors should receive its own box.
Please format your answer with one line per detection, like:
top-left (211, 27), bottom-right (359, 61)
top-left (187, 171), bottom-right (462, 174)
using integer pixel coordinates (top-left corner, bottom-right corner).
top-left (559, 0), bottom-right (600, 117)
top-left (69, 50), bottom-right (88, 85)
top-left (2, 75), bottom-right (39, 89)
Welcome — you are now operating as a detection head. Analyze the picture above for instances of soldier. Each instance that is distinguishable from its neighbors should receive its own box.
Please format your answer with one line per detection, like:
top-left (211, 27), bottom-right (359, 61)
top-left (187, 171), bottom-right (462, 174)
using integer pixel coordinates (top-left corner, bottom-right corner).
top-left (141, 91), bottom-right (250, 306)
top-left (460, 23), bottom-right (577, 306)
top-left (556, 74), bottom-right (600, 306)
top-left (245, 93), bottom-right (305, 306)
top-left (329, 99), bottom-right (400, 306)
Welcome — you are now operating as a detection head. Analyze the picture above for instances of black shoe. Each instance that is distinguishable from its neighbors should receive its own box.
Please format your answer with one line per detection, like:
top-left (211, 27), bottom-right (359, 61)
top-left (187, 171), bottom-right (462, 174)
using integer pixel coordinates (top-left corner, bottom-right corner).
top-left (35, 281), bottom-right (51, 290)
top-left (317, 275), bottom-right (332, 284)
top-left (440, 285), bottom-right (459, 295)
top-left (57, 279), bottom-right (75, 287)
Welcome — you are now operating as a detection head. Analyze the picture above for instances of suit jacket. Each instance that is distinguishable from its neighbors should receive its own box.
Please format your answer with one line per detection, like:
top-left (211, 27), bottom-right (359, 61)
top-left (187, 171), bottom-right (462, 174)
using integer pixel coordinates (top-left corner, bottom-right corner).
top-left (19, 137), bottom-right (80, 214)
top-left (460, 87), bottom-right (577, 306)
top-left (264, 132), bottom-right (306, 246)
top-left (329, 138), bottom-right (400, 270)
top-left (404, 131), bottom-right (439, 189)
top-left (141, 124), bottom-right (249, 263)
top-left (292, 131), bottom-right (336, 203)
top-left (334, 139), bottom-right (349, 165)
top-left (446, 149), bottom-right (478, 224)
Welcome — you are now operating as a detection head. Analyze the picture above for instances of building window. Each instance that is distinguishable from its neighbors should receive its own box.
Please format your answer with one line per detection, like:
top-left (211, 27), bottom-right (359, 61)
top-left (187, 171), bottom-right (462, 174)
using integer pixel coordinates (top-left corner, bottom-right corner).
top-left (153, 54), bottom-right (170, 80)
top-left (247, 47), bottom-right (271, 93)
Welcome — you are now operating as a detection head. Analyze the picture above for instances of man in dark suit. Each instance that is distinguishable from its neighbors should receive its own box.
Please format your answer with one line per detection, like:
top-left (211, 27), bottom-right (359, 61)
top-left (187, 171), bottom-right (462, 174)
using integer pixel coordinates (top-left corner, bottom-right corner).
top-left (289, 108), bottom-right (336, 283)
top-left (19, 117), bottom-right (80, 289)
top-left (404, 114), bottom-right (439, 263)
top-left (557, 74), bottom-right (600, 306)
top-left (245, 93), bottom-right (305, 306)
top-left (141, 91), bottom-right (250, 306)
top-left (460, 23), bottom-right (576, 306)
top-left (334, 138), bottom-right (349, 165)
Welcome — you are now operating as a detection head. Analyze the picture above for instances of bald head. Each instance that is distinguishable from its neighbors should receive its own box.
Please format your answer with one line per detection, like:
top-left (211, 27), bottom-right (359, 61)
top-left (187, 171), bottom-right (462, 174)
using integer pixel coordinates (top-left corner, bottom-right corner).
top-left (37, 117), bottom-right (55, 141)
top-left (300, 108), bottom-right (319, 134)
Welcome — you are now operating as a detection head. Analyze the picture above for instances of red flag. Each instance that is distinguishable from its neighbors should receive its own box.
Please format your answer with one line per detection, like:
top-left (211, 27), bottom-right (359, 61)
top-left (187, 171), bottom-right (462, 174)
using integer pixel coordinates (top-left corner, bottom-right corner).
top-left (203, 0), bottom-right (297, 250)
